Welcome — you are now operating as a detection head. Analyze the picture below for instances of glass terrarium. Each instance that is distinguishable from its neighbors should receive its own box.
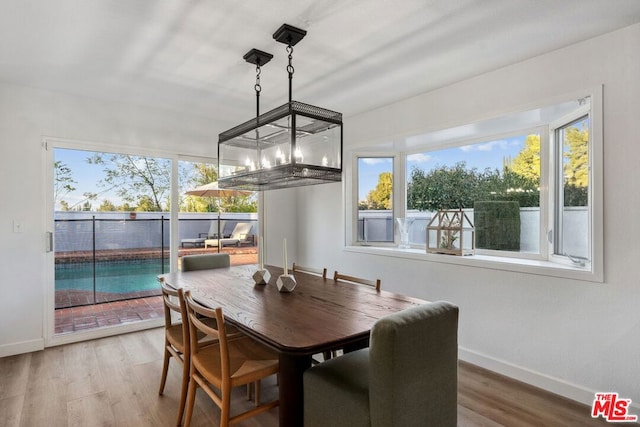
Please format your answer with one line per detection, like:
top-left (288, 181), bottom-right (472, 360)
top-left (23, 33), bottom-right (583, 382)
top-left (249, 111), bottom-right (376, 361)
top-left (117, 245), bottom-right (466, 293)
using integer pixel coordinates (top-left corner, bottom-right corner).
top-left (426, 209), bottom-right (475, 256)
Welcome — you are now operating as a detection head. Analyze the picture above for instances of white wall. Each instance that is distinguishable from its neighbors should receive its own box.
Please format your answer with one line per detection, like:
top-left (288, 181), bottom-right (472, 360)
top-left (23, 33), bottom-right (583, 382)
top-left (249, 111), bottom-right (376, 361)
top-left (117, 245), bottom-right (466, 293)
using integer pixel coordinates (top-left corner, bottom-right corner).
top-left (295, 24), bottom-right (640, 408)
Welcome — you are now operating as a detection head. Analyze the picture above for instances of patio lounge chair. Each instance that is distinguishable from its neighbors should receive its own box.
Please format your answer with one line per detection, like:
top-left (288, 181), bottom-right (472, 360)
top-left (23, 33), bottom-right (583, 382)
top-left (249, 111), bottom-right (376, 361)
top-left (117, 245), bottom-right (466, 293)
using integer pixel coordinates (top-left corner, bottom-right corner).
top-left (180, 221), bottom-right (225, 248)
top-left (204, 222), bottom-right (253, 248)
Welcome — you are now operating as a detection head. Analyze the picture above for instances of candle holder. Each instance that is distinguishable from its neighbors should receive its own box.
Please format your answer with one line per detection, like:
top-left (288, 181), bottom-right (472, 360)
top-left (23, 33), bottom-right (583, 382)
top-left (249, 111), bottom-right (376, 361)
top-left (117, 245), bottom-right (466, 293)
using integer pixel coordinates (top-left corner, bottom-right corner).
top-left (253, 268), bottom-right (271, 285)
top-left (276, 274), bottom-right (297, 293)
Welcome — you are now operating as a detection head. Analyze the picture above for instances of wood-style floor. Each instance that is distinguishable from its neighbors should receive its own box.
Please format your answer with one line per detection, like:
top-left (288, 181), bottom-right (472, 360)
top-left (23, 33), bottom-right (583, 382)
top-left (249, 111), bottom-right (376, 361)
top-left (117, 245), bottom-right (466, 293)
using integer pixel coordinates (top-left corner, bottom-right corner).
top-left (0, 327), bottom-right (621, 426)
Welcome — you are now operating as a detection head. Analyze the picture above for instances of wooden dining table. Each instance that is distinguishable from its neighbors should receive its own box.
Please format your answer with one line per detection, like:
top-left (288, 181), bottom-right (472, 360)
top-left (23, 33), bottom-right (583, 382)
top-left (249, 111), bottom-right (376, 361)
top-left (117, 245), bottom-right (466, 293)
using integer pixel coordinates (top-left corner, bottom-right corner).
top-left (159, 264), bottom-right (427, 427)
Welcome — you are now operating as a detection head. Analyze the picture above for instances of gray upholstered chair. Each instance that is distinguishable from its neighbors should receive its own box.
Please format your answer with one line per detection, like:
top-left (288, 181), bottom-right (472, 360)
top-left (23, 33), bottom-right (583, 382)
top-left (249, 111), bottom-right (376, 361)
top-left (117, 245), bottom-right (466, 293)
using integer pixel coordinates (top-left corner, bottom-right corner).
top-left (303, 301), bottom-right (459, 427)
top-left (181, 253), bottom-right (230, 272)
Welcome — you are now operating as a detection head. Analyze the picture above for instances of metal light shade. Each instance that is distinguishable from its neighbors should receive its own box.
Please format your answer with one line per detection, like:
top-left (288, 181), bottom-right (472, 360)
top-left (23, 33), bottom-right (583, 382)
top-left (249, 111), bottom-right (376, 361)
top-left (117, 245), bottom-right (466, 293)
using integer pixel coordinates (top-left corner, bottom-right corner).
top-left (218, 100), bottom-right (342, 191)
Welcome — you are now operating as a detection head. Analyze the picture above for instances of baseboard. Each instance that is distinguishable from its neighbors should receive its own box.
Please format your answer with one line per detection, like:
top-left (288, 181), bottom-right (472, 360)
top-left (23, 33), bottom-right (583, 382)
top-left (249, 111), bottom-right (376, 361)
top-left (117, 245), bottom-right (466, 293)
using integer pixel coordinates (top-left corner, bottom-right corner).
top-left (0, 338), bottom-right (45, 358)
top-left (459, 347), bottom-right (631, 410)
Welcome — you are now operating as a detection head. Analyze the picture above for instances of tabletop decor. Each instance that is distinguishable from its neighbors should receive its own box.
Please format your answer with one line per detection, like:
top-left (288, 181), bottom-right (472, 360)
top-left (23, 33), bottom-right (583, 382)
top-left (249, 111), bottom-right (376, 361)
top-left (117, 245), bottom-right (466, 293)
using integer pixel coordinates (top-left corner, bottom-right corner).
top-left (276, 238), bottom-right (297, 292)
top-left (396, 217), bottom-right (415, 249)
top-left (252, 237), bottom-right (271, 285)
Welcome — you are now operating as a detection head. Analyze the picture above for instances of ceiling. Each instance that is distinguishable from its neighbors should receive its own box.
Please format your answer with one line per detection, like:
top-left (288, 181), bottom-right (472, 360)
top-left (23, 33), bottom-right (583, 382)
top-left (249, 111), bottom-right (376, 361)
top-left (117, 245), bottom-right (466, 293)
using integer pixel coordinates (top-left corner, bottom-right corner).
top-left (2, 0), bottom-right (640, 127)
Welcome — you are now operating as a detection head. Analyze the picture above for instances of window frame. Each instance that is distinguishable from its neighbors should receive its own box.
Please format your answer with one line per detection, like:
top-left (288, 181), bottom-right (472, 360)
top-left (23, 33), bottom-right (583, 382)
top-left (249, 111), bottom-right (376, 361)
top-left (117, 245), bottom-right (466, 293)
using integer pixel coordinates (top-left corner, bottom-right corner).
top-left (346, 87), bottom-right (603, 282)
top-left (548, 102), bottom-right (595, 270)
top-left (351, 154), bottom-right (399, 246)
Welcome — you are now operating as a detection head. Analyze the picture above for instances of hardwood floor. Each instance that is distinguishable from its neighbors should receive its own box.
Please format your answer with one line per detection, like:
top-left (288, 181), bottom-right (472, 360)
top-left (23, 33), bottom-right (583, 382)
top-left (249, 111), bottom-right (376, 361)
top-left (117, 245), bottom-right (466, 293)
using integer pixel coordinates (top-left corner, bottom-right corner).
top-left (0, 328), bottom-right (623, 426)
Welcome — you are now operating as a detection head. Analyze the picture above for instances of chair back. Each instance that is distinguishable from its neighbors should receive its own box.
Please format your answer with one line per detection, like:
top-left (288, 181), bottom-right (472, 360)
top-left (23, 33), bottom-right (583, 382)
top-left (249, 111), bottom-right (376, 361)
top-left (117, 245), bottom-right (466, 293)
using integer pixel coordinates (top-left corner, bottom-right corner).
top-left (333, 271), bottom-right (381, 291)
top-left (230, 222), bottom-right (253, 239)
top-left (207, 220), bottom-right (225, 238)
top-left (293, 262), bottom-right (327, 279)
top-left (160, 280), bottom-right (189, 343)
top-left (182, 253), bottom-right (230, 272)
top-left (369, 301), bottom-right (459, 427)
top-left (184, 291), bottom-right (228, 376)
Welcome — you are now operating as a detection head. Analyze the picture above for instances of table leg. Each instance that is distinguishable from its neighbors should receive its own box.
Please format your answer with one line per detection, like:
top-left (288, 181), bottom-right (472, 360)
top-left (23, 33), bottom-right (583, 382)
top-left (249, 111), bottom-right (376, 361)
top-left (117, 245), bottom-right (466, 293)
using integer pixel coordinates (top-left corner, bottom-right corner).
top-left (278, 353), bottom-right (312, 427)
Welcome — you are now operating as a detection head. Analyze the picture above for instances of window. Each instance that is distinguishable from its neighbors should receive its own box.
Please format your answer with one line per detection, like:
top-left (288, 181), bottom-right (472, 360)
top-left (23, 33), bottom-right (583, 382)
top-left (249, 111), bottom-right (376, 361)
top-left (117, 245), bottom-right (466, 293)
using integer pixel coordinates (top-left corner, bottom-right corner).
top-left (406, 131), bottom-right (542, 255)
top-left (348, 90), bottom-right (602, 280)
top-left (356, 157), bottom-right (394, 243)
top-left (552, 114), bottom-right (591, 264)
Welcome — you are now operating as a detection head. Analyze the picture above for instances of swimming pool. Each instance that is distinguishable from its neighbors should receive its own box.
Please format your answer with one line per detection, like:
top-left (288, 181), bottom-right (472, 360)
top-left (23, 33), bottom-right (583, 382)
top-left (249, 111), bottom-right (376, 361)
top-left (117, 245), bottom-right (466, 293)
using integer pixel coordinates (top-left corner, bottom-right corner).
top-left (55, 258), bottom-right (167, 294)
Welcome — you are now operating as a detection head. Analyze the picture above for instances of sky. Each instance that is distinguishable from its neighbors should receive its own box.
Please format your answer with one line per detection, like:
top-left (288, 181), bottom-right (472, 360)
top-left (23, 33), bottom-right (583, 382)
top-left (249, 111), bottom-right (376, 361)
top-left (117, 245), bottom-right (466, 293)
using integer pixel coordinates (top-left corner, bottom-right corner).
top-left (56, 133), bottom-right (530, 207)
top-left (54, 148), bottom-right (109, 210)
top-left (358, 134), bottom-right (529, 201)
top-left (53, 148), bottom-right (198, 211)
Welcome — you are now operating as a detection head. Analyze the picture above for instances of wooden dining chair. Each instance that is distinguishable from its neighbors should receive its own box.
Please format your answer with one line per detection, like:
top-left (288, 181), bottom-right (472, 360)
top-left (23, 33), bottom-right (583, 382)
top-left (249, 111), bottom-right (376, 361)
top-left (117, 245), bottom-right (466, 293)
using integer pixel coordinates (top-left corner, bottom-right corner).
top-left (183, 290), bottom-right (280, 427)
top-left (158, 279), bottom-right (247, 426)
top-left (323, 272), bottom-right (381, 361)
top-left (333, 271), bottom-right (381, 292)
top-left (292, 262), bottom-right (327, 279)
top-left (158, 280), bottom-right (193, 426)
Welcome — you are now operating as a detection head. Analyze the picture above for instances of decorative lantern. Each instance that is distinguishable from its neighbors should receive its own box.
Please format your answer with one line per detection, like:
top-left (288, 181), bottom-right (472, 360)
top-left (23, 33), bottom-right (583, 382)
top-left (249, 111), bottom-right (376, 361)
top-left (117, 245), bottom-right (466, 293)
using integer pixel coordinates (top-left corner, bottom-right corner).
top-left (218, 24), bottom-right (342, 191)
top-left (426, 209), bottom-right (475, 256)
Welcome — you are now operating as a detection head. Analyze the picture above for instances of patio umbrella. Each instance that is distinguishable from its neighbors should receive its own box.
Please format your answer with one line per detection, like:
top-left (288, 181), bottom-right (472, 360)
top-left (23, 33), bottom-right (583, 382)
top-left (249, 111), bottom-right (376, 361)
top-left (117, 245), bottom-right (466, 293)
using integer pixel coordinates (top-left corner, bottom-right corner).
top-left (185, 181), bottom-right (252, 198)
top-left (184, 182), bottom-right (253, 252)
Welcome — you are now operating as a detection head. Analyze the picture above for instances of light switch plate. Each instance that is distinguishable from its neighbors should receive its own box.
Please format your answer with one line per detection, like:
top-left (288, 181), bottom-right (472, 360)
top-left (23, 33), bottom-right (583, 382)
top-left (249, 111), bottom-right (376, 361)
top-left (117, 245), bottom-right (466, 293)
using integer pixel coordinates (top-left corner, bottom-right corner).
top-left (13, 220), bottom-right (23, 233)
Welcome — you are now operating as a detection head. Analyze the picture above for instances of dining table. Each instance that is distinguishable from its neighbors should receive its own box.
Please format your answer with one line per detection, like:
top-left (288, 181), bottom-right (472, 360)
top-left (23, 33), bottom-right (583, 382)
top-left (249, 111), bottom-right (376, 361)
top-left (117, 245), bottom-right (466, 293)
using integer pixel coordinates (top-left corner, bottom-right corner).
top-left (159, 264), bottom-right (427, 427)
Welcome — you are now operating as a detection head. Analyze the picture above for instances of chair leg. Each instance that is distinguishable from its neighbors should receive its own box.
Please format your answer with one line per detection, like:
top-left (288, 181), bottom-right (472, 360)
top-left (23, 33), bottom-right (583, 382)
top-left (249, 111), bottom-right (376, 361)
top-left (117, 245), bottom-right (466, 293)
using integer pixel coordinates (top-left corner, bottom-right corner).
top-left (176, 358), bottom-right (189, 426)
top-left (183, 378), bottom-right (197, 427)
top-left (220, 386), bottom-right (232, 427)
top-left (254, 380), bottom-right (261, 406)
top-left (158, 345), bottom-right (170, 395)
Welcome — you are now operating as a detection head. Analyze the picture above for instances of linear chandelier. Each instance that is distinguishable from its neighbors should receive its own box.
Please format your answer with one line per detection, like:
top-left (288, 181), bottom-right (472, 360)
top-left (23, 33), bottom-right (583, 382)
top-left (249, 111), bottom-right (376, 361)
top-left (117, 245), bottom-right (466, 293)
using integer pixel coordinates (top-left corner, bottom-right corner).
top-left (218, 24), bottom-right (343, 191)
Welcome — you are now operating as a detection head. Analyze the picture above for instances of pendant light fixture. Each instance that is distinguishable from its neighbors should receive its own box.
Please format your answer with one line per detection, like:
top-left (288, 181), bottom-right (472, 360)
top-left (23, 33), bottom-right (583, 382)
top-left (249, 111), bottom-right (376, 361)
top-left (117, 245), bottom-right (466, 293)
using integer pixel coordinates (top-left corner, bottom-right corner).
top-left (218, 24), bottom-right (343, 191)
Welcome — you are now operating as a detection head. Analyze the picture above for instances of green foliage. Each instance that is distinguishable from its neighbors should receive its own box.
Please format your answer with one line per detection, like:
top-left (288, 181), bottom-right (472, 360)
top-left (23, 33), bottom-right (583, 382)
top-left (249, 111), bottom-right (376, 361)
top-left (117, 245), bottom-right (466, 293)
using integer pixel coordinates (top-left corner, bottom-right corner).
top-left (181, 162), bottom-right (257, 213)
top-left (474, 201), bottom-right (521, 250)
top-left (563, 123), bottom-right (589, 206)
top-left (362, 172), bottom-right (392, 210)
top-left (97, 199), bottom-right (117, 211)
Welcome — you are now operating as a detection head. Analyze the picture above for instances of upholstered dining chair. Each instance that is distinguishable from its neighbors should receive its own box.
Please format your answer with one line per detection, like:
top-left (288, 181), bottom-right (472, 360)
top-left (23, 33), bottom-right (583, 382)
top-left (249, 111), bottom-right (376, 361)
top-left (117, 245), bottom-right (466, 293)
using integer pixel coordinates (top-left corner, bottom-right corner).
top-left (182, 291), bottom-right (280, 427)
top-left (333, 270), bottom-right (381, 292)
top-left (292, 262), bottom-right (327, 279)
top-left (181, 253), bottom-right (230, 271)
top-left (303, 301), bottom-right (459, 427)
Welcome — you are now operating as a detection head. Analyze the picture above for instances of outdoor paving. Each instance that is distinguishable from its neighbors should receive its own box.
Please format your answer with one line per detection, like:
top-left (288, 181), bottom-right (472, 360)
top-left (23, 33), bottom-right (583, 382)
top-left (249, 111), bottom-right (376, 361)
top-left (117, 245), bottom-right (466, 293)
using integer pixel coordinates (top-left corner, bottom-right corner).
top-left (54, 251), bottom-right (257, 335)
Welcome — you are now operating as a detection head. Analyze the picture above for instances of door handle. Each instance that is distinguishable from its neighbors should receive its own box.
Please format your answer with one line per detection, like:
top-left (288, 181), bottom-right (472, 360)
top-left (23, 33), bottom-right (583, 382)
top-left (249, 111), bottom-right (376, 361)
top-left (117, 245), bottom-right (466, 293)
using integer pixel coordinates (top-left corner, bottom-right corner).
top-left (46, 231), bottom-right (53, 252)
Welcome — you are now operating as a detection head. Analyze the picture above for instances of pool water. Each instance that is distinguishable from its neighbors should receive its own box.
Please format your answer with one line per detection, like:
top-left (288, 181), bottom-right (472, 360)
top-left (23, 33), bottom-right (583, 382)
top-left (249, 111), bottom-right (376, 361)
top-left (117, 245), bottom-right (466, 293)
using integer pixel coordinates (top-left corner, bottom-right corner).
top-left (55, 259), bottom-right (167, 294)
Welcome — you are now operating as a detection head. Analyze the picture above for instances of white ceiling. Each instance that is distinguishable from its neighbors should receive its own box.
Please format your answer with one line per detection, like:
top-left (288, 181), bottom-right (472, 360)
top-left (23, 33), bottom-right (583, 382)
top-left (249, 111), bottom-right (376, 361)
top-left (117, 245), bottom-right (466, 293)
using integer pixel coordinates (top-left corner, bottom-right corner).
top-left (2, 0), bottom-right (640, 126)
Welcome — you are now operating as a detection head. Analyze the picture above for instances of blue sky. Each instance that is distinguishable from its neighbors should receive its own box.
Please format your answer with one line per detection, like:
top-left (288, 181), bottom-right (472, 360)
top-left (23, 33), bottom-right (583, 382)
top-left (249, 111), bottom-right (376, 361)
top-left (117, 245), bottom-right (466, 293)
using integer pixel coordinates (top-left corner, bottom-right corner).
top-left (54, 148), bottom-right (109, 210)
top-left (57, 134), bottom-right (530, 207)
top-left (358, 135), bottom-right (528, 201)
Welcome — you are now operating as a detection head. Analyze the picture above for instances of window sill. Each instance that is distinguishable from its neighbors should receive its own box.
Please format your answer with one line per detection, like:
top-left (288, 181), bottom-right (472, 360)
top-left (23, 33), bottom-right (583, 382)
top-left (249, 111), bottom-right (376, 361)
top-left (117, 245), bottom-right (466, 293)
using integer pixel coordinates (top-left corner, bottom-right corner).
top-left (344, 245), bottom-right (602, 283)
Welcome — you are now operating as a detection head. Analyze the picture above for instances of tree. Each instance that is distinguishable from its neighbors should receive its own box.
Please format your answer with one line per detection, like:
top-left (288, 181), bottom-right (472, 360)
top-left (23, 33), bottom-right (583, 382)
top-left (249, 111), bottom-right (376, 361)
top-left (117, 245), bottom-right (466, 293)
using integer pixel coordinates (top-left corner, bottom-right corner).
top-left (407, 163), bottom-right (484, 211)
top-left (87, 154), bottom-right (171, 211)
top-left (510, 134), bottom-right (540, 182)
top-left (181, 162), bottom-right (257, 213)
top-left (563, 123), bottom-right (589, 206)
top-left (54, 160), bottom-right (77, 207)
top-left (363, 172), bottom-right (393, 209)
top-left (97, 199), bottom-right (117, 211)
